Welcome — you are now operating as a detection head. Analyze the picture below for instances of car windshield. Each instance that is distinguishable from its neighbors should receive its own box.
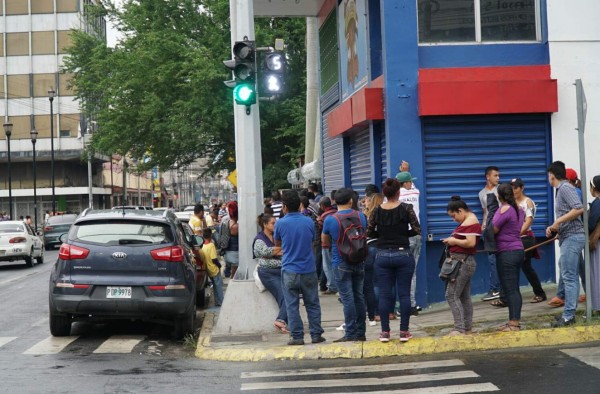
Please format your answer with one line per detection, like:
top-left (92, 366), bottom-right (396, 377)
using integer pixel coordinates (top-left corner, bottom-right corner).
top-left (72, 221), bottom-right (173, 245)
top-left (0, 223), bottom-right (25, 233)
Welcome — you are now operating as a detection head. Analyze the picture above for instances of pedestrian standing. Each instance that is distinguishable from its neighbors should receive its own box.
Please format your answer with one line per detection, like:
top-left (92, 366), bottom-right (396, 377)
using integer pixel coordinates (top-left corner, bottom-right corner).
top-left (363, 192), bottom-right (384, 325)
top-left (318, 197), bottom-right (338, 294)
top-left (480, 166), bottom-right (501, 302)
top-left (270, 191), bottom-right (283, 220)
top-left (254, 214), bottom-right (287, 333)
top-left (222, 201), bottom-right (239, 279)
top-left (493, 183), bottom-right (525, 331)
top-left (323, 188), bottom-right (368, 342)
top-left (442, 196), bottom-right (481, 336)
top-left (547, 162), bottom-right (585, 327)
top-left (368, 178), bottom-right (420, 342)
top-left (274, 191), bottom-right (325, 346)
top-left (511, 178), bottom-right (547, 303)
top-left (588, 175), bottom-right (600, 312)
top-left (200, 229), bottom-right (223, 307)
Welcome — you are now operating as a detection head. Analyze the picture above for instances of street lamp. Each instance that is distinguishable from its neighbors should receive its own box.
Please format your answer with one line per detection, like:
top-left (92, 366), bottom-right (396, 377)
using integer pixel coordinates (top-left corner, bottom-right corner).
top-left (31, 128), bottom-right (38, 231)
top-left (48, 88), bottom-right (56, 215)
top-left (3, 122), bottom-right (13, 219)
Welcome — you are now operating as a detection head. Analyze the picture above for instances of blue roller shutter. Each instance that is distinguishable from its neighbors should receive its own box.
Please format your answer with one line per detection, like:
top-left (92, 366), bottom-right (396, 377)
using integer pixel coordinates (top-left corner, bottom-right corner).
top-left (322, 107), bottom-right (344, 194)
top-left (423, 114), bottom-right (552, 239)
top-left (349, 129), bottom-right (371, 195)
top-left (380, 127), bottom-right (388, 181)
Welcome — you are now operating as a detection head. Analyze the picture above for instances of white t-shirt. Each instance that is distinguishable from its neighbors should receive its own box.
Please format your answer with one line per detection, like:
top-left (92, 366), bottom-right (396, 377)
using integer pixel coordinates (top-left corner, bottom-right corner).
top-left (518, 197), bottom-right (536, 232)
top-left (399, 184), bottom-right (420, 220)
top-left (479, 185), bottom-right (498, 223)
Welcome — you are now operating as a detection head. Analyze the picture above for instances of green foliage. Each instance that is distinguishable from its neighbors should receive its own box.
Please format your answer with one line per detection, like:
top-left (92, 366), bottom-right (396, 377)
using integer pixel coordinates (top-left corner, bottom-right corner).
top-left (63, 0), bottom-right (306, 182)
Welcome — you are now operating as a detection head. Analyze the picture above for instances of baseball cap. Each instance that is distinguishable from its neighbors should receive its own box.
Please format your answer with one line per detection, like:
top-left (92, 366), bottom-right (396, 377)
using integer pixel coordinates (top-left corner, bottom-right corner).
top-left (395, 172), bottom-right (417, 183)
top-left (510, 178), bottom-right (524, 188)
top-left (566, 168), bottom-right (578, 181)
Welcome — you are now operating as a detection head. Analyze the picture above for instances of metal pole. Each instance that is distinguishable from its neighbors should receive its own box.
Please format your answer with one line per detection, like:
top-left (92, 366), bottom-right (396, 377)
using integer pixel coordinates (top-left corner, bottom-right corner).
top-left (137, 170), bottom-right (141, 205)
top-left (123, 159), bottom-right (128, 205)
top-left (6, 134), bottom-right (12, 220)
top-left (575, 79), bottom-right (592, 322)
top-left (32, 138), bottom-right (38, 230)
top-left (49, 91), bottom-right (56, 215)
top-left (88, 151), bottom-right (93, 209)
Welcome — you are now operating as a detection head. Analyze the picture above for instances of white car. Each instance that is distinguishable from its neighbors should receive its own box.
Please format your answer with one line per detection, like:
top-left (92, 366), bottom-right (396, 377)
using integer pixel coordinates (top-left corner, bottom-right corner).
top-left (0, 221), bottom-right (44, 267)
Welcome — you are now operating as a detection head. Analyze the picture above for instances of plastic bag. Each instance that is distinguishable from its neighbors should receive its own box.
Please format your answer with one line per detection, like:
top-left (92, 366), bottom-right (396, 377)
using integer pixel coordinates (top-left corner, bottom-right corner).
top-left (253, 266), bottom-right (266, 292)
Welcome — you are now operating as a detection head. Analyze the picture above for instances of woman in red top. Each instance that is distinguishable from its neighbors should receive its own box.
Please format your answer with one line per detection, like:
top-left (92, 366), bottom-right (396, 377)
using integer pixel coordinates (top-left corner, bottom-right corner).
top-left (442, 196), bottom-right (482, 336)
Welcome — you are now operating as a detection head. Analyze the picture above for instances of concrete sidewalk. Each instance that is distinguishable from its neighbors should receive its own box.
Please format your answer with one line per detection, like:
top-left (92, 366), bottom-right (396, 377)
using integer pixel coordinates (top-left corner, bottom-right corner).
top-left (195, 282), bottom-right (600, 362)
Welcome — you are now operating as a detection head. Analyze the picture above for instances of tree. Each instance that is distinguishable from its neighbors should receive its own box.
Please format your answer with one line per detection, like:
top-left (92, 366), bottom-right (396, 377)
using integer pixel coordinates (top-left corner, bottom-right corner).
top-left (64, 0), bottom-right (306, 187)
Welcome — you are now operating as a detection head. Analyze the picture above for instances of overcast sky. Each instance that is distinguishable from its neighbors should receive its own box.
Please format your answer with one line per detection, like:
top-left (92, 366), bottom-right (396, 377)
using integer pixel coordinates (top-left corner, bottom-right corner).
top-left (106, 0), bottom-right (123, 48)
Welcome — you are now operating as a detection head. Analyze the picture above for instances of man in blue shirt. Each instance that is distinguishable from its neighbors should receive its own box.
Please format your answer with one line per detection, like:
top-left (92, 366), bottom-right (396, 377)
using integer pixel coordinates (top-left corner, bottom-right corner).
top-left (274, 190), bottom-right (325, 346)
top-left (546, 161), bottom-right (585, 327)
top-left (322, 188), bottom-right (368, 342)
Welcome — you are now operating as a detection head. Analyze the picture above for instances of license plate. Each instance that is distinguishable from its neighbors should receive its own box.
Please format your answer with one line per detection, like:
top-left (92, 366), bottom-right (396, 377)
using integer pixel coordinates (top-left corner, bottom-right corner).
top-left (106, 286), bottom-right (132, 299)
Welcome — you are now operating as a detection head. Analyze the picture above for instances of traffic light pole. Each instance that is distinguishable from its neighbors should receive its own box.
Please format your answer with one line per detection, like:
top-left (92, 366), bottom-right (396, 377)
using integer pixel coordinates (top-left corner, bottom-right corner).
top-left (213, 0), bottom-right (278, 337)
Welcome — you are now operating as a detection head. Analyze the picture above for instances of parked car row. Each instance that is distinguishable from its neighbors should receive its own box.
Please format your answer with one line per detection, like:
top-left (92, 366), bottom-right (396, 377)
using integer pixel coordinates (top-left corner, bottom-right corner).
top-left (48, 209), bottom-right (209, 339)
top-left (0, 221), bottom-right (44, 267)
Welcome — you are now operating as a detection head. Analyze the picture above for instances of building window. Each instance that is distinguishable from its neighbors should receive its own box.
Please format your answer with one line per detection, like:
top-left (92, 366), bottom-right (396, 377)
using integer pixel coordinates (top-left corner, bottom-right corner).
top-left (57, 0), bottom-right (79, 13)
top-left (57, 31), bottom-right (73, 54)
top-left (5, 0), bottom-right (28, 15)
top-left (33, 74), bottom-right (56, 97)
top-left (7, 75), bottom-right (31, 99)
top-left (32, 0), bottom-right (54, 14)
top-left (6, 33), bottom-right (30, 56)
top-left (32, 32), bottom-right (55, 55)
top-left (418, 0), bottom-right (538, 43)
top-left (319, 10), bottom-right (339, 96)
top-left (59, 129), bottom-right (72, 137)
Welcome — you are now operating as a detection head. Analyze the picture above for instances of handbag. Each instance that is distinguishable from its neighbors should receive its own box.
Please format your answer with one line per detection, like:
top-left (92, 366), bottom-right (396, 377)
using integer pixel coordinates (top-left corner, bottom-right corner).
top-left (438, 246), bottom-right (463, 282)
top-left (253, 266), bottom-right (267, 292)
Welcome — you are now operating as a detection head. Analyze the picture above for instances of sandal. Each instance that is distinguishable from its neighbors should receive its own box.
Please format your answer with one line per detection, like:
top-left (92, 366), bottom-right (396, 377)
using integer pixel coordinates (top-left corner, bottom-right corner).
top-left (530, 295), bottom-right (547, 303)
top-left (497, 323), bottom-right (521, 332)
top-left (273, 320), bottom-right (289, 333)
top-left (490, 299), bottom-right (508, 308)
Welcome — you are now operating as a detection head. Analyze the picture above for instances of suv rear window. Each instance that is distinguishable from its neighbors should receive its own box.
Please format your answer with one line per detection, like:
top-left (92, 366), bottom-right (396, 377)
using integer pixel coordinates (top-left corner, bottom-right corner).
top-left (71, 221), bottom-right (174, 246)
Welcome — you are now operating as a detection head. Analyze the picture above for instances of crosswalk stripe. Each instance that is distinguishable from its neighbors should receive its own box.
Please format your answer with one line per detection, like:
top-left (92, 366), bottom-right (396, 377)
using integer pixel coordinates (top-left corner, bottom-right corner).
top-left (561, 346), bottom-right (600, 370)
top-left (92, 335), bottom-right (146, 354)
top-left (324, 383), bottom-right (500, 394)
top-left (23, 336), bottom-right (79, 355)
top-left (240, 371), bottom-right (480, 391)
top-left (0, 337), bottom-right (17, 349)
top-left (241, 359), bottom-right (465, 379)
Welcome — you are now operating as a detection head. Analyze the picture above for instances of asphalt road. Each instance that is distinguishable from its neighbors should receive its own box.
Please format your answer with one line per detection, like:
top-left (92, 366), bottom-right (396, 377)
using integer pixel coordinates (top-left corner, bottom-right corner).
top-left (1, 250), bottom-right (599, 393)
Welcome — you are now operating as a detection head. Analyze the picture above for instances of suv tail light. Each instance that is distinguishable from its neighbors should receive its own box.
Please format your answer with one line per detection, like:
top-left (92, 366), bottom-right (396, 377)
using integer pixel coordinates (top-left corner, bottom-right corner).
top-left (151, 246), bottom-right (184, 262)
top-left (44, 226), bottom-right (53, 232)
top-left (9, 237), bottom-right (27, 243)
top-left (59, 244), bottom-right (90, 260)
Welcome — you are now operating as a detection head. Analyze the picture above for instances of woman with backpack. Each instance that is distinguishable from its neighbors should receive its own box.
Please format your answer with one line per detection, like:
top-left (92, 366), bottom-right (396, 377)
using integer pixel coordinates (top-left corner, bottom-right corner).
top-left (367, 178), bottom-right (420, 343)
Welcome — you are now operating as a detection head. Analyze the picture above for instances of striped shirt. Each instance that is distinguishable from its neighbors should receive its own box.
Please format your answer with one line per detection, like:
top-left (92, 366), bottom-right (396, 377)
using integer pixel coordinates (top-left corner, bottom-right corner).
top-left (554, 181), bottom-right (584, 239)
top-left (271, 201), bottom-right (283, 220)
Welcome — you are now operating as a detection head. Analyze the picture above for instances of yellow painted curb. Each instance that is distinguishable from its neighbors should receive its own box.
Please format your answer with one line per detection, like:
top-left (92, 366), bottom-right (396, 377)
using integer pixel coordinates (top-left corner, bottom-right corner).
top-left (195, 312), bottom-right (600, 362)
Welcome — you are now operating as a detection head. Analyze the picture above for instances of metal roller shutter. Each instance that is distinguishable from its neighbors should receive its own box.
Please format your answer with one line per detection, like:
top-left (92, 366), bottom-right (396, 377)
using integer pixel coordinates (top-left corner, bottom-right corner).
top-left (350, 129), bottom-right (371, 195)
top-left (423, 114), bottom-right (552, 239)
top-left (322, 108), bottom-right (344, 194)
top-left (380, 127), bottom-right (388, 181)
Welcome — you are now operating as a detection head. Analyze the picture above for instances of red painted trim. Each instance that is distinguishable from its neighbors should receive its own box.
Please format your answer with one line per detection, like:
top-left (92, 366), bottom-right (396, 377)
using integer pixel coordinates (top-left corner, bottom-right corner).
top-left (318, 0), bottom-right (336, 26)
top-left (372, 75), bottom-right (384, 89)
top-left (418, 66), bottom-right (558, 116)
top-left (328, 87), bottom-right (384, 137)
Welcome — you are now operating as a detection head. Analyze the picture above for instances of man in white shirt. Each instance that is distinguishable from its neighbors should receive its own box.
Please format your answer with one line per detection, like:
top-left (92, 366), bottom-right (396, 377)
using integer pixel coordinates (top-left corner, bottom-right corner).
top-left (479, 166), bottom-right (501, 302)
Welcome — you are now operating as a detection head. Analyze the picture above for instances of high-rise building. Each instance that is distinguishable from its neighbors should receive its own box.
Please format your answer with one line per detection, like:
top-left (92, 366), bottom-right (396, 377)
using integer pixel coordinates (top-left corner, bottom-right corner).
top-left (0, 0), bottom-right (110, 222)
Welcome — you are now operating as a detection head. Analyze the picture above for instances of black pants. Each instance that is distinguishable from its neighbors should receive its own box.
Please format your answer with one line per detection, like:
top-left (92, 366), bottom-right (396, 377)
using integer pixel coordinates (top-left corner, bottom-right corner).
top-left (521, 235), bottom-right (546, 298)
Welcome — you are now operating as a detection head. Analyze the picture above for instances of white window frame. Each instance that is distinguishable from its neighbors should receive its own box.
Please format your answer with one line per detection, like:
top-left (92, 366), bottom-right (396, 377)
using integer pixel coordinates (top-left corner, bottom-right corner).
top-left (418, 0), bottom-right (541, 46)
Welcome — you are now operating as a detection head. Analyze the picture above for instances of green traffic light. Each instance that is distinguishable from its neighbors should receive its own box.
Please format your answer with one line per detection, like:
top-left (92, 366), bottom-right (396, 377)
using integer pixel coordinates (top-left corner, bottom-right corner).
top-left (233, 84), bottom-right (256, 105)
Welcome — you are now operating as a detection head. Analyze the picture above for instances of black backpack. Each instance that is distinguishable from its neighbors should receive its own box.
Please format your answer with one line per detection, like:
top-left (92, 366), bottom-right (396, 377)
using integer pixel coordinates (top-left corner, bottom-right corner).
top-left (333, 210), bottom-right (368, 264)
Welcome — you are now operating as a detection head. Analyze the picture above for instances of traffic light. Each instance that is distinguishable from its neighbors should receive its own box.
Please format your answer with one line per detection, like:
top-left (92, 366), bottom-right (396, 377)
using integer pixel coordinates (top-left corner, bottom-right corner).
top-left (260, 52), bottom-right (286, 96)
top-left (223, 39), bottom-right (257, 108)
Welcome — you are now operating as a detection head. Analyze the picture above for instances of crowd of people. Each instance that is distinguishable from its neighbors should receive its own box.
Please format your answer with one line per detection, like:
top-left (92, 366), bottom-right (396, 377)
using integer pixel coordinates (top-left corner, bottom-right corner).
top-left (189, 159), bottom-right (600, 345)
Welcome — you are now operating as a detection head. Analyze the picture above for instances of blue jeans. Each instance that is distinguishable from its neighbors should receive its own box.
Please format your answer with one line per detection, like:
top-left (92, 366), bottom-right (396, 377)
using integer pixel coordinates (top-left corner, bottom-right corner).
top-left (281, 271), bottom-right (323, 340)
top-left (488, 253), bottom-right (501, 292)
top-left (496, 250), bottom-right (524, 321)
top-left (409, 235), bottom-right (422, 307)
top-left (556, 250), bottom-right (585, 299)
top-left (258, 266), bottom-right (287, 323)
top-left (375, 249), bottom-right (415, 332)
top-left (321, 248), bottom-right (337, 292)
top-left (210, 273), bottom-right (224, 306)
top-left (335, 262), bottom-right (366, 339)
top-left (364, 245), bottom-right (377, 320)
top-left (559, 233), bottom-right (585, 320)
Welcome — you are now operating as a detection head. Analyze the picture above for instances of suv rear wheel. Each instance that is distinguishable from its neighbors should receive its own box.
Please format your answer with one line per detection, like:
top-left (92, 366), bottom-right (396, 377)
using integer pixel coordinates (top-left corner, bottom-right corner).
top-left (196, 287), bottom-right (207, 308)
top-left (173, 295), bottom-right (196, 339)
top-left (25, 249), bottom-right (35, 267)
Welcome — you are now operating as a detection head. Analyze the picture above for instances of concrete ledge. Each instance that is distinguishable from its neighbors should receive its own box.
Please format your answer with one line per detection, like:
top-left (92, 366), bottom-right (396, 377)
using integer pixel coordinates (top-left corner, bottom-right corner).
top-left (195, 312), bottom-right (600, 362)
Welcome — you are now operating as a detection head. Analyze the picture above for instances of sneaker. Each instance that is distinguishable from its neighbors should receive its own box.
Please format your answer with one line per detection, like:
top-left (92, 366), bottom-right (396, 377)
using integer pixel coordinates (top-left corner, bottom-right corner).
top-left (482, 291), bottom-right (500, 301)
top-left (355, 336), bottom-right (367, 342)
top-left (336, 323), bottom-right (346, 331)
top-left (548, 297), bottom-right (565, 307)
top-left (416, 305), bottom-right (423, 312)
top-left (552, 317), bottom-right (576, 328)
top-left (394, 310), bottom-right (401, 318)
top-left (368, 320), bottom-right (377, 327)
top-left (333, 337), bottom-right (352, 343)
top-left (379, 331), bottom-right (391, 342)
top-left (287, 338), bottom-right (304, 346)
top-left (399, 331), bottom-right (413, 342)
top-left (410, 307), bottom-right (419, 316)
top-left (311, 336), bottom-right (326, 344)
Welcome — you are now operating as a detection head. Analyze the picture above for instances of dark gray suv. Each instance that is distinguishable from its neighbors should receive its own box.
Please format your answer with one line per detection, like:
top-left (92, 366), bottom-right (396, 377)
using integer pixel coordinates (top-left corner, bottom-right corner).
top-left (48, 209), bottom-right (197, 338)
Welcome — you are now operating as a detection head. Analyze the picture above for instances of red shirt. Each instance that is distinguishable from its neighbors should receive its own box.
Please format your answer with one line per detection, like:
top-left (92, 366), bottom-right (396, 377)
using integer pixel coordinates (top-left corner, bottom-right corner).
top-left (450, 223), bottom-right (482, 255)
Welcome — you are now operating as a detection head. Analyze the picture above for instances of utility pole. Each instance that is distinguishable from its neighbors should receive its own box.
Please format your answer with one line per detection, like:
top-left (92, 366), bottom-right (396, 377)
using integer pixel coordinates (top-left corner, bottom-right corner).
top-left (214, 0), bottom-right (277, 337)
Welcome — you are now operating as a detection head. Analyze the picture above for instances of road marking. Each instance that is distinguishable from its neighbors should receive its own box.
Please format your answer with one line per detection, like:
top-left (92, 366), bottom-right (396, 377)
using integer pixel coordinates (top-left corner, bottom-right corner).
top-left (23, 336), bottom-right (79, 355)
top-left (241, 359), bottom-right (465, 378)
top-left (241, 371), bottom-right (479, 391)
top-left (31, 317), bottom-right (49, 327)
top-left (324, 383), bottom-right (500, 394)
top-left (92, 335), bottom-right (146, 354)
top-left (0, 337), bottom-right (17, 349)
top-left (0, 270), bottom-right (40, 286)
top-left (561, 346), bottom-right (600, 370)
